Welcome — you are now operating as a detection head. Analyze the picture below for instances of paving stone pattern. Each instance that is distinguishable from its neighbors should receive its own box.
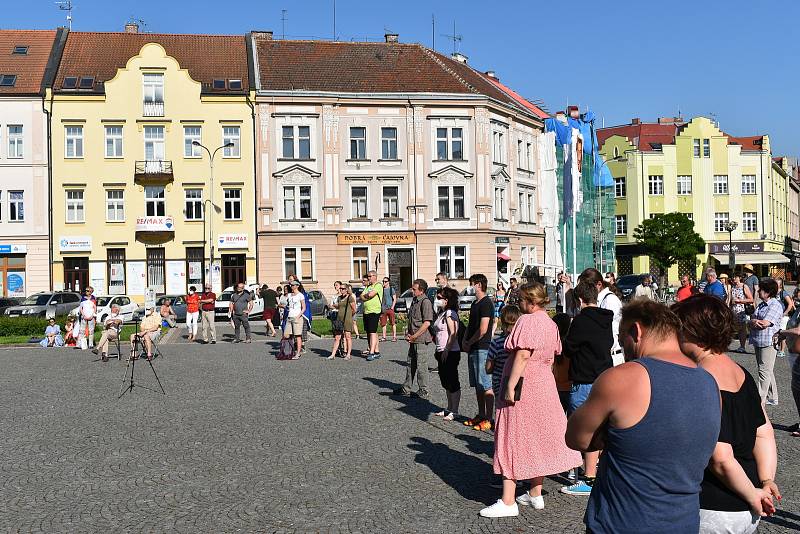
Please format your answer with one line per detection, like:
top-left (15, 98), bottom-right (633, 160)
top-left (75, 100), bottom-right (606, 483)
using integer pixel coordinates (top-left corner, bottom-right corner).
top-left (1, 324), bottom-right (799, 532)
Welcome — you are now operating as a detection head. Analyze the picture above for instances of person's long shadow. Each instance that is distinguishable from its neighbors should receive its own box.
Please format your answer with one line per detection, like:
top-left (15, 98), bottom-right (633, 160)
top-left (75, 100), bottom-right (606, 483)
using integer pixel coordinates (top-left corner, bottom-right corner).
top-left (408, 436), bottom-right (496, 505)
top-left (362, 377), bottom-right (436, 423)
top-left (455, 433), bottom-right (494, 458)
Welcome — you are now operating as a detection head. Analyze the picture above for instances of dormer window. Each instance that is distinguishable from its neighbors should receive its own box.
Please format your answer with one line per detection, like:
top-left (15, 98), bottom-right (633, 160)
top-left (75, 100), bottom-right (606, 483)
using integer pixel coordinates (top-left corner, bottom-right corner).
top-left (12, 46), bottom-right (28, 55)
top-left (79, 76), bottom-right (94, 89)
top-left (212, 79), bottom-right (226, 90)
top-left (62, 76), bottom-right (78, 89)
top-left (228, 79), bottom-right (242, 90)
top-left (143, 73), bottom-right (164, 117)
top-left (0, 74), bottom-right (16, 87)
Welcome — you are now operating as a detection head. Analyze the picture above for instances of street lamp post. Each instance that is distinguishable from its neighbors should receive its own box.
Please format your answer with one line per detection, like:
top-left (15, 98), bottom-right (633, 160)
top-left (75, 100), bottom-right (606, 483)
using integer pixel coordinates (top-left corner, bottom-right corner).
top-left (725, 220), bottom-right (738, 271)
top-left (193, 141), bottom-right (233, 291)
top-left (596, 154), bottom-right (628, 272)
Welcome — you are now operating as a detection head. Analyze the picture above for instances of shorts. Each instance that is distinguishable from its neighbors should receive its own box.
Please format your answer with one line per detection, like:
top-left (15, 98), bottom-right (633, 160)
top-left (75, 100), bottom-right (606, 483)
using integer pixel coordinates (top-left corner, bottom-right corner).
top-left (284, 315), bottom-right (304, 337)
top-left (363, 312), bottom-right (380, 334)
top-left (468, 349), bottom-right (492, 392)
top-left (380, 308), bottom-right (396, 327)
top-left (781, 316), bottom-right (791, 330)
top-left (262, 308), bottom-right (276, 321)
top-left (568, 383), bottom-right (593, 415)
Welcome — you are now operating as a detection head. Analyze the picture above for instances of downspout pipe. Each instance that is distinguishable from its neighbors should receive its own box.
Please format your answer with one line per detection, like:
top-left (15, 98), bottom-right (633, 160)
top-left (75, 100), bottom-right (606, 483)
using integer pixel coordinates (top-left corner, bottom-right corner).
top-left (407, 98), bottom-right (418, 277)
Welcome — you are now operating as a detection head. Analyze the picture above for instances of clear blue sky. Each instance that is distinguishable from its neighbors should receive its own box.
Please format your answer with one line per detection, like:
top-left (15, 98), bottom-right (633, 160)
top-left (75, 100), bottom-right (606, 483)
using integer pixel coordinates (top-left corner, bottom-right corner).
top-left (7, 1), bottom-right (799, 155)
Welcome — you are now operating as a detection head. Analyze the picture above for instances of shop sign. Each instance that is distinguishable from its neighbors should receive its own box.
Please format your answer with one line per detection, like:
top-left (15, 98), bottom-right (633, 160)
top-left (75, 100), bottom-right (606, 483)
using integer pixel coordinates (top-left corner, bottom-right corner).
top-left (135, 216), bottom-right (175, 232)
top-left (495, 237), bottom-right (510, 244)
top-left (708, 241), bottom-right (764, 254)
top-left (59, 236), bottom-right (92, 251)
top-left (337, 232), bottom-right (416, 245)
top-left (0, 244), bottom-right (27, 254)
top-left (217, 234), bottom-right (249, 249)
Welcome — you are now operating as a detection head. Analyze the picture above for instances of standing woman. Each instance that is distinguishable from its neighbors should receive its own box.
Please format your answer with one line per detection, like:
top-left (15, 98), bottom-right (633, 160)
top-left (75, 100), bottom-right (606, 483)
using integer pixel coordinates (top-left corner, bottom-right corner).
top-left (749, 278), bottom-right (784, 406)
top-left (481, 282), bottom-right (582, 517)
top-left (329, 284), bottom-right (356, 360)
top-left (672, 295), bottom-right (780, 533)
top-left (492, 281), bottom-right (506, 336)
top-left (730, 273), bottom-right (754, 354)
top-left (718, 273), bottom-right (732, 307)
top-left (432, 287), bottom-right (462, 420)
top-left (185, 285), bottom-right (200, 343)
top-left (776, 278), bottom-right (795, 358)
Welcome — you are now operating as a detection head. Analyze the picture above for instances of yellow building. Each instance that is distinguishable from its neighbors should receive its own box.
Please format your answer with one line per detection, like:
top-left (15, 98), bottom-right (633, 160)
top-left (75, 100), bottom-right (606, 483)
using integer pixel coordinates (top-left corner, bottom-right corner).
top-left (599, 117), bottom-right (791, 282)
top-left (48, 28), bottom-right (255, 300)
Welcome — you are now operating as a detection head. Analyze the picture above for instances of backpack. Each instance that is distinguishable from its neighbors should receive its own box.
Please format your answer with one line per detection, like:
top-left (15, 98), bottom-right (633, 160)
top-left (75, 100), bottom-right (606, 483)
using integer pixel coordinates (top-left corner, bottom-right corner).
top-left (277, 337), bottom-right (296, 360)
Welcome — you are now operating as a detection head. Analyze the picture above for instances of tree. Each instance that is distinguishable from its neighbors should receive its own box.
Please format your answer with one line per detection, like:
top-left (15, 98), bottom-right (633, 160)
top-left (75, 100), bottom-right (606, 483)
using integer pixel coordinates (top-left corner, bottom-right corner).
top-left (633, 212), bottom-right (705, 287)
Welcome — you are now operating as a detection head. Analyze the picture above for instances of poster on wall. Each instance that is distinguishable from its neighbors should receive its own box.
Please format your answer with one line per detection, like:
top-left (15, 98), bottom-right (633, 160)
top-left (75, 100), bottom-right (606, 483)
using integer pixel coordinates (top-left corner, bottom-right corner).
top-left (89, 262), bottom-right (107, 296)
top-left (126, 261), bottom-right (146, 297)
top-left (166, 261), bottom-right (186, 294)
top-left (6, 272), bottom-right (25, 298)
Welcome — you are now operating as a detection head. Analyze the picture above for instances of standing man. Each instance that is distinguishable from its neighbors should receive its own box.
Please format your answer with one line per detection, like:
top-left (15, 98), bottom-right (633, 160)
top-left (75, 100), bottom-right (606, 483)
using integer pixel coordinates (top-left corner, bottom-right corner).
top-left (634, 275), bottom-right (657, 300)
top-left (200, 283), bottom-right (217, 344)
top-left (462, 273), bottom-right (495, 432)
top-left (743, 264), bottom-right (760, 304)
top-left (283, 280), bottom-right (306, 356)
top-left (78, 286), bottom-right (97, 350)
top-left (228, 283), bottom-right (253, 343)
top-left (560, 281), bottom-right (613, 496)
top-left (261, 283), bottom-right (278, 337)
top-left (362, 270), bottom-right (384, 361)
top-left (566, 299), bottom-right (720, 533)
top-left (703, 269), bottom-right (727, 301)
top-left (393, 278), bottom-right (435, 399)
top-left (380, 276), bottom-right (398, 343)
top-left (435, 272), bottom-right (449, 289)
top-left (698, 266), bottom-right (714, 293)
top-left (505, 277), bottom-right (521, 308)
top-left (93, 303), bottom-right (122, 362)
top-left (675, 274), bottom-right (695, 302)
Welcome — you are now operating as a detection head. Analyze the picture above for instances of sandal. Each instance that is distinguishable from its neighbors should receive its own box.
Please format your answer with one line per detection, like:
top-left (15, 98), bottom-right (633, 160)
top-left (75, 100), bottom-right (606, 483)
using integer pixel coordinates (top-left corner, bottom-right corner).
top-left (326, 355), bottom-right (335, 360)
top-left (473, 420), bottom-right (492, 432)
top-left (380, 337), bottom-right (387, 342)
top-left (344, 354), bottom-right (352, 360)
top-left (464, 415), bottom-right (481, 427)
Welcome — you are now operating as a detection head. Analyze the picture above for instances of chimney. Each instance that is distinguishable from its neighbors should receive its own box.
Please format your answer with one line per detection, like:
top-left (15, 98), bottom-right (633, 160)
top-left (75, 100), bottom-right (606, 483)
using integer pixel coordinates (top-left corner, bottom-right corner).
top-left (631, 117), bottom-right (640, 125)
top-left (485, 70), bottom-right (498, 80)
top-left (451, 52), bottom-right (468, 64)
top-left (252, 30), bottom-right (273, 40)
top-left (124, 22), bottom-right (139, 34)
top-left (384, 33), bottom-right (399, 43)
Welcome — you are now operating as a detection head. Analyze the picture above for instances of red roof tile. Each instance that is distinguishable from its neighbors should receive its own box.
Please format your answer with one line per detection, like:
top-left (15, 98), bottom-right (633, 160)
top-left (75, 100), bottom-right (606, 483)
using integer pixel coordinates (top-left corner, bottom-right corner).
top-left (597, 122), bottom-right (678, 151)
top-left (0, 30), bottom-right (58, 95)
top-left (54, 31), bottom-right (249, 94)
top-left (728, 135), bottom-right (764, 151)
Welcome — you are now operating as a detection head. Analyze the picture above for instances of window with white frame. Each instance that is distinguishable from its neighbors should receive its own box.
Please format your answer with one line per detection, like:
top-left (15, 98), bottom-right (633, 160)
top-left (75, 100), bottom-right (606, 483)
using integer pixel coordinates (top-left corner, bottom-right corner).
top-left (145, 186), bottom-right (165, 217)
top-left (677, 175), bottom-right (692, 195)
top-left (104, 126), bottom-right (123, 158)
top-left (184, 189), bottom-right (202, 220)
top-left (517, 140), bottom-right (523, 169)
top-left (106, 190), bottom-right (124, 222)
top-left (525, 142), bottom-right (532, 170)
top-left (223, 126), bottom-right (240, 158)
top-left (7, 125), bottom-right (23, 158)
top-left (8, 191), bottom-right (23, 221)
top-left (693, 139), bottom-right (701, 158)
top-left (144, 126), bottom-right (165, 164)
top-left (435, 127), bottom-right (463, 160)
top-left (437, 185), bottom-right (465, 219)
top-left (713, 175), bottom-right (729, 194)
top-left (518, 189), bottom-right (535, 223)
top-left (703, 138), bottom-right (710, 157)
top-left (143, 73), bottom-right (164, 103)
top-left (492, 130), bottom-right (505, 163)
top-left (284, 247), bottom-right (314, 281)
top-left (352, 247), bottom-right (369, 280)
top-left (714, 212), bottom-right (729, 232)
top-left (614, 214), bottom-right (627, 235)
top-left (526, 190), bottom-right (535, 223)
top-left (614, 177), bottom-right (626, 198)
top-left (283, 185), bottom-right (312, 220)
top-left (382, 185), bottom-right (399, 218)
top-left (65, 125), bottom-right (83, 158)
top-left (518, 191), bottom-right (527, 222)
top-left (282, 125), bottom-right (311, 159)
top-left (742, 174), bottom-right (756, 194)
top-left (648, 175), bottom-right (663, 195)
top-left (493, 187), bottom-right (506, 220)
top-left (381, 127), bottom-right (398, 160)
top-left (351, 185), bottom-right (368, 219)
top-left (743, 211), bottom-right (758, 232)
top-left (66, 190), bottom-right (84, 222)
top-left (349, 127), bottom-right (366, 159)
top-left (438, 245), bottom-right (467, 279)
top-left (184, 126), bottom-right (201, 157)
top-left (223, 188), bottom-right (241, 220)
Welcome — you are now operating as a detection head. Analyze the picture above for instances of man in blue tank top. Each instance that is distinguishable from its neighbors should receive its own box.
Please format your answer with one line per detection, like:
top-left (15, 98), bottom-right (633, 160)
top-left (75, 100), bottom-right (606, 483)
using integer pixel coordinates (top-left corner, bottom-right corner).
top-left (566, 299), bottom-right (720, 534)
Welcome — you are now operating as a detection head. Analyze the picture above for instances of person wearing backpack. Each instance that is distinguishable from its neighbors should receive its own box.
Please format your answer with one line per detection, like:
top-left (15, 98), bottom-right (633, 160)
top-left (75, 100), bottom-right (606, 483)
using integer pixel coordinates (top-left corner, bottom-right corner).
top-left (432, 286), bottom-right (462, 420)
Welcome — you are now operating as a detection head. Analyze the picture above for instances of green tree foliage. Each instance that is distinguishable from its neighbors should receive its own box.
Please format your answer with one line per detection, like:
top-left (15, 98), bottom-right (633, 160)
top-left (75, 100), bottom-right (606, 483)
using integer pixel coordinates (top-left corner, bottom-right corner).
top-left (633, 212), bottom-right (705, 285)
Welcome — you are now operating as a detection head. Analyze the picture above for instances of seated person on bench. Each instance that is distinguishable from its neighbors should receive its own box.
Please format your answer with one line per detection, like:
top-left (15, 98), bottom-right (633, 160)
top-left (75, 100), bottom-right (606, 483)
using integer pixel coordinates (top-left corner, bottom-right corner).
top-left (129, 307), bottom-right (162, 360)
top-left (93, 304), bottom-right (122, 362)
top-left (39, 318), bottom-right (64, 347)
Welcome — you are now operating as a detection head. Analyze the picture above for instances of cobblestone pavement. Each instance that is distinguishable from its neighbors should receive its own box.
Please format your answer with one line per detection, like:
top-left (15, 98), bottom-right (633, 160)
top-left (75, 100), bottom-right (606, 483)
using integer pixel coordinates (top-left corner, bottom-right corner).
top-left (1, 322), bottom-right (799, 532)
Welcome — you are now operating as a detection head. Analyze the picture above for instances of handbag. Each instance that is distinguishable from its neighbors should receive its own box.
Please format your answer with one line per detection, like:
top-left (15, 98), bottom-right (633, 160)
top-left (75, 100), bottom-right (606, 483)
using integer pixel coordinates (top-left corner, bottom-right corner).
top-left (501, 376), bottom-right (524, 402)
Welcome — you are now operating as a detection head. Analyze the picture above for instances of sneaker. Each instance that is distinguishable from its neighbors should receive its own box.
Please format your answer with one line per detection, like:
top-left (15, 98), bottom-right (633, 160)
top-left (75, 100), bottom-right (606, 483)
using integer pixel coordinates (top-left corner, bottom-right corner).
top-left (434, 410), bottom-right (447, 417)
top-left (561, 480), bottom-right (593, 496)
top-left (366, 352), bottom-right (381, 362)
top-left (479, 499), bottom-right (519, 518)
top-left (211, 340), bottom-right (216, 344)
top-left (290, 354), bottom-right (300, 360)
top-left (473, 420), bottom-right (492, 432)
top-left (515, 493), bottom-right (544, 509)
top-left (766, 399), bottom-right (779, 406)
top-left (443, 412), bottom-right (455, 421)
top-left (392, 388), bottom-right (410, 397)
top-left (411, 391), bottom-right (430, 400)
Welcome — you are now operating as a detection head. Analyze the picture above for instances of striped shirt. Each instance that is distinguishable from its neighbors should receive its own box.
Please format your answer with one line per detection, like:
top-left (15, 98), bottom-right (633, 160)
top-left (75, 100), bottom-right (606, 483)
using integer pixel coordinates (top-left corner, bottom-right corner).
top-left (749, 298), bottom-right (784, 348)
top-left (487, 333), bottom-right (510, 394)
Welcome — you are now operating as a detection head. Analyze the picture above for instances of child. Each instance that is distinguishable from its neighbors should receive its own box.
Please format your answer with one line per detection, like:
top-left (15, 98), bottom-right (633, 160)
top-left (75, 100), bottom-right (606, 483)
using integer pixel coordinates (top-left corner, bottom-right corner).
top-left (486, 305), bottom-right (522, 411)
top-left (64, 317), bottom-right (77, 347)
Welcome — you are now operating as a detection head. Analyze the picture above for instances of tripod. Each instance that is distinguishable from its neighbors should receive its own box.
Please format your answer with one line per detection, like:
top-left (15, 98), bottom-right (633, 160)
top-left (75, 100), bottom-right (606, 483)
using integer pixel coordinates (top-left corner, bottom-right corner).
top-left (119, 316), bottom-right (166, 399)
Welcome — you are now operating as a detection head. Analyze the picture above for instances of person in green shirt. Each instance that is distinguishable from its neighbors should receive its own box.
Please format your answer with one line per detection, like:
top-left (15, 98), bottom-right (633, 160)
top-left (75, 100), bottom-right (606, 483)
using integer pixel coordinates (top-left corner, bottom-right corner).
top-left (362, 270), bottom-right (384, 361)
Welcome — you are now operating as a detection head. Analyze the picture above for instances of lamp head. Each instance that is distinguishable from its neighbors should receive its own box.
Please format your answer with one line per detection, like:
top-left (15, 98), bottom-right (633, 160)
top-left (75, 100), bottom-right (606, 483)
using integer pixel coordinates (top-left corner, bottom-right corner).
top-left (224, 142), bottom-right (234, 148)
top-left (192, 140), bottom-right (201, 146)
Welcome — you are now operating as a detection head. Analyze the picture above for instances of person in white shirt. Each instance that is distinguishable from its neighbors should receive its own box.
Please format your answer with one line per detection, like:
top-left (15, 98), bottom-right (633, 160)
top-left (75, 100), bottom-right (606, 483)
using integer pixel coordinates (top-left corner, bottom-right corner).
top-left (92, 304), bottom-right (122, 362)
top-left (283, 281), bottom-right (307, 355)
top-left (580, 268), bottom-right (624, 365)
top-left (77, 287), bottom-right (97, 350)
top-left (634, 275), bottom-right (657, 301)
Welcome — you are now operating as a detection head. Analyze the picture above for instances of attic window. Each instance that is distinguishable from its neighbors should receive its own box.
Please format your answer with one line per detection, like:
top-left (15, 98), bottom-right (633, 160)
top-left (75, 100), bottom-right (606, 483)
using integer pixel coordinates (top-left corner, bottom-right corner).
top-left (228, 79), bottom-right (242, 90)
top-left (212, 79), bottom-right (226, 90)
top-left (12, 46), bottom-right (29, 55)
top-left (0, 74), bottom-right (16, 87)
top-left (62, 76), bottom-right (78, 88)
top-left (79, 76), bottom-right (94, 89)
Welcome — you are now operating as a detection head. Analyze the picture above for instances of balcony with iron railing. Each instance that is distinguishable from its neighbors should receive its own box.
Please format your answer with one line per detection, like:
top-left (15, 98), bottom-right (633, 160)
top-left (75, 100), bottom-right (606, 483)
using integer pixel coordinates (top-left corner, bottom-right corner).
top-left (134, 160), bottom-right (173, 186)
top-left (143, 100), bottom-right (165, 117)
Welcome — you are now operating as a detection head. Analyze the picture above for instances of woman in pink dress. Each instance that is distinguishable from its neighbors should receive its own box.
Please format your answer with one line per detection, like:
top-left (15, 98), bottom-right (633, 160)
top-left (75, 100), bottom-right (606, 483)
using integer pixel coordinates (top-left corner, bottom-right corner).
top-left (480, 281), bottom-right (582, 518)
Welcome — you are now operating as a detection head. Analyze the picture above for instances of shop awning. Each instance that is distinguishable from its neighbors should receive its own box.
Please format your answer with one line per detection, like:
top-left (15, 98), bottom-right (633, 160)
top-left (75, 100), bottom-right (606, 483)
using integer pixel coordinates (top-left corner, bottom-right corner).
top-left (711, 252), bottom-right (790, 265)
top-left (497, 253), bottom-right (511, 261)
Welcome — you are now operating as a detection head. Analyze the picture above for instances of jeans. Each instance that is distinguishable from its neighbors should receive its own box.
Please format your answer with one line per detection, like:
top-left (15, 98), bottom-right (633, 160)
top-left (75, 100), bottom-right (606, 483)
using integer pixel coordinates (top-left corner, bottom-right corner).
top-left (231, 314), bottom-right (251, 341)
top-left (201, 310), bottom-right (216, 342)
top-left (186, 311), bottom-right (199, 336)
top-left (755, 345), bottom-right (778, 404)
top-left (401, 342), bottom-right (433, 396)
top-left (568, 383), bottom-right (593, 415)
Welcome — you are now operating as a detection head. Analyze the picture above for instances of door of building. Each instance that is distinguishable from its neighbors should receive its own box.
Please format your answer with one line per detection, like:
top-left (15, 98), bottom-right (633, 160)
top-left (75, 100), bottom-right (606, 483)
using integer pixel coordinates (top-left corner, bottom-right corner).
top-left (63, 257), bottom-right (89, 292)
top-left (221, 254), bottom-right (246, 290)
top-left (387, 248), bottom-right (414, 293)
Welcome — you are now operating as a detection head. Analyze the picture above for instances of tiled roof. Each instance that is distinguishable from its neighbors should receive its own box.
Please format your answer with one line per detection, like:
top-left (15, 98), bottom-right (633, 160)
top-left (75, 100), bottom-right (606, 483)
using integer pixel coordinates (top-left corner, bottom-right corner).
top-left (597, 122), bottom-right (679, 151)
top-left (480, 74), bottom-right (549, 119)
top-left (54, 31), bottom-right (249, 94)
top-left (253, 38), bottom-right (536, 117)
top-left (728, 135), bottom-right (764, 151)
top-left (0, 29), bottom-right (58, 95)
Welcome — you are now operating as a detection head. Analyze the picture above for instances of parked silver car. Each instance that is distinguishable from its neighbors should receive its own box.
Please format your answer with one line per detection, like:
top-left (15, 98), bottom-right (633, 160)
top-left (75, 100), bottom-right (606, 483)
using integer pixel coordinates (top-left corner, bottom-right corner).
top-left (5, 291), bottom-right (81, 317)
top-left (458, 286), bottom-right (496, 311)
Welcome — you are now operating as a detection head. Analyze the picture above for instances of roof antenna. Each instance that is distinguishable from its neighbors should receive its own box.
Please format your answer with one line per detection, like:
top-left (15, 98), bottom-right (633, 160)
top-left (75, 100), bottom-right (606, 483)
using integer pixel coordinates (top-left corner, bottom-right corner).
top-left (56, 0), bottom-right (73, 30)
top-left (442, 20), bottom-right (462, 54)
top-left (431, 14), bottom-right (435, 51)
top-left (281, 9), bottom-right (287, 40)
top-left (332, 0), bottom-right (336, 41)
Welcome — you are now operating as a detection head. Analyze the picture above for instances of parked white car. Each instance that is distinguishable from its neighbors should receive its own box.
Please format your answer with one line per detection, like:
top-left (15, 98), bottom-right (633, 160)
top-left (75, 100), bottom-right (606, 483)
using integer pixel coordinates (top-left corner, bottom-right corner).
top-left (214, 285), bottom-right (264, 320)
top-left (69, 294), bottom-right (138, 323)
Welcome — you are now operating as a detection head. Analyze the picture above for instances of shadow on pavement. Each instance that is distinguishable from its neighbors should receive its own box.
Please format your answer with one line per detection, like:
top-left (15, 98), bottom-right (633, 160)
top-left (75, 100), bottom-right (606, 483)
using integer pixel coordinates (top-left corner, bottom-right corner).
top-left (362, 376), bottom-right (436, 423)
top-left (764, 509), bottom-right (800, 530)
top-left (455, 433), bottom-right (494, 458)
top-left (408, 436), bottom-right (495, 505)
